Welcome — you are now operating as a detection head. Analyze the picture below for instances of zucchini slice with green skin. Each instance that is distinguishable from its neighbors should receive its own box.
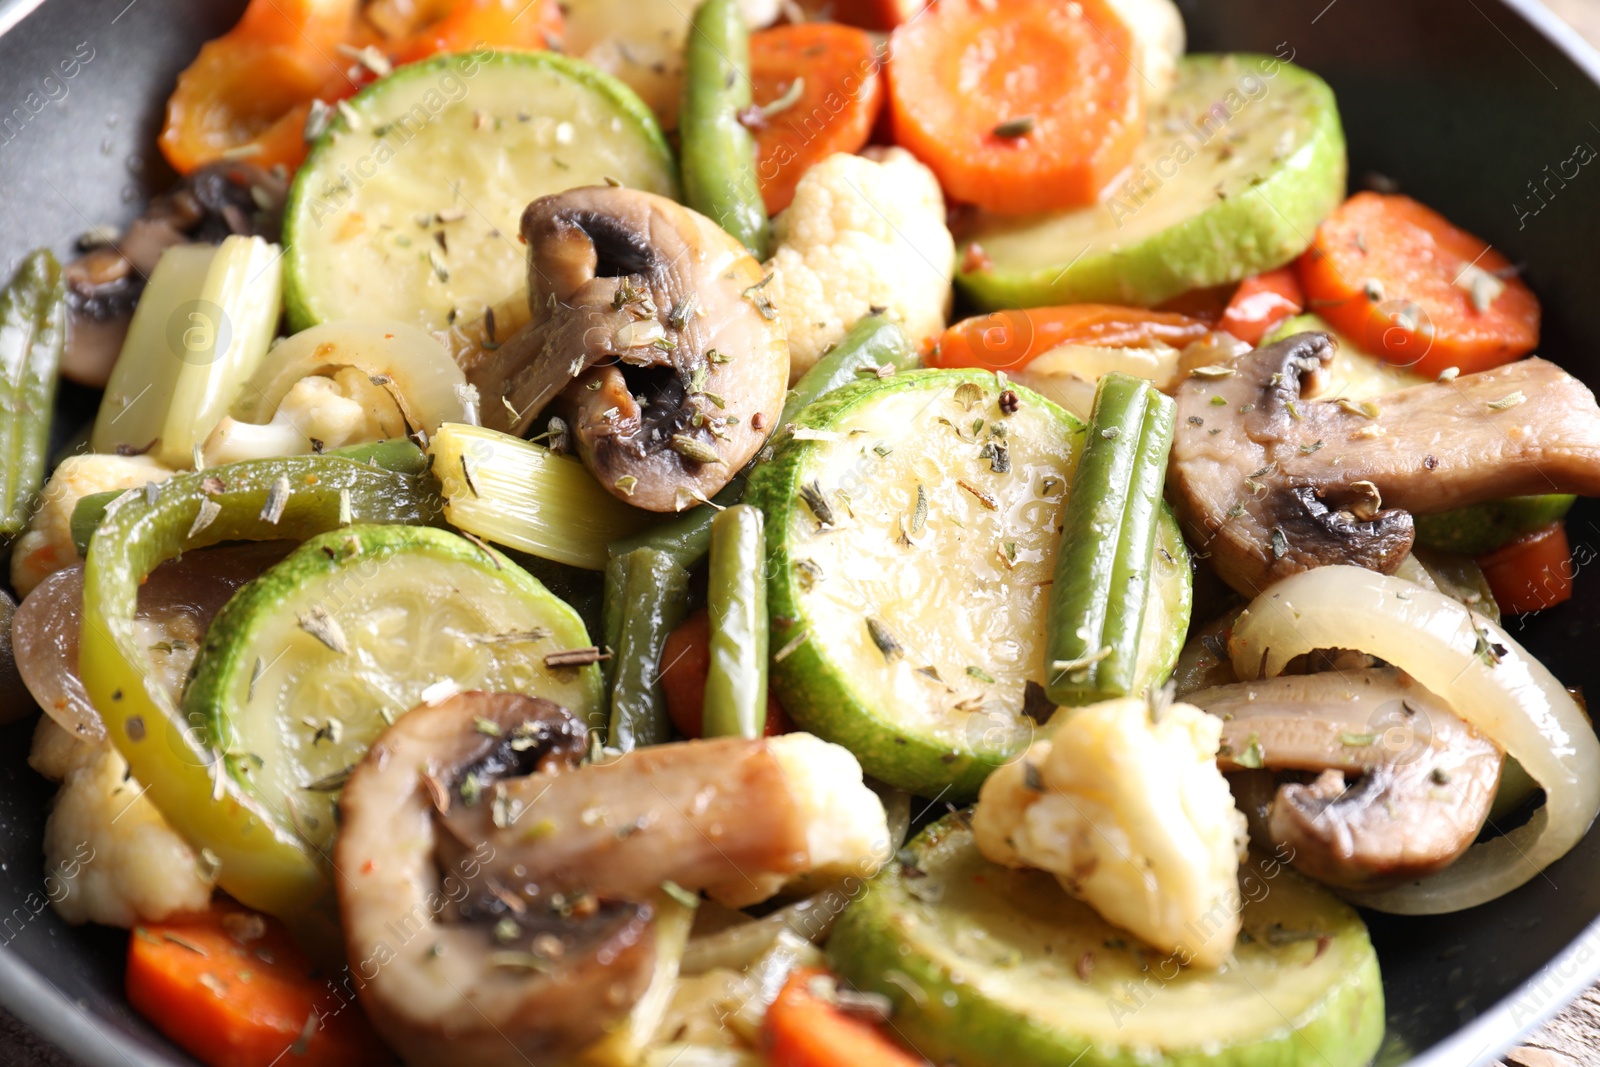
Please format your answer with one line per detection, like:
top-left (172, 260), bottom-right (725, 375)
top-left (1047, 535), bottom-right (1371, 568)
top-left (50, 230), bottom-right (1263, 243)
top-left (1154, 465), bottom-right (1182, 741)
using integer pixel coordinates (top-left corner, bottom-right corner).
top-left (750, 369), bottom-right (1189, 798)
top-left (282, 50), bottom-right (678, 334)
top-left (957, 54), bottom-right (1346, 311)
top-left (185, 524), bottom-right (602, 854)
top-left (828, 816), bottom-right (1385, 1067)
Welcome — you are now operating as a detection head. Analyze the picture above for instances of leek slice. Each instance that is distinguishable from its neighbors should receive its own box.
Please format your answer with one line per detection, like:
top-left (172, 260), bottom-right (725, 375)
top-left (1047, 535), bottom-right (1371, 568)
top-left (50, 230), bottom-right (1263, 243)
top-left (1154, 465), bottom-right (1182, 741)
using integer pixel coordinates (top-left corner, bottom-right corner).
top-left (91, 236), bottom-right (282, 467)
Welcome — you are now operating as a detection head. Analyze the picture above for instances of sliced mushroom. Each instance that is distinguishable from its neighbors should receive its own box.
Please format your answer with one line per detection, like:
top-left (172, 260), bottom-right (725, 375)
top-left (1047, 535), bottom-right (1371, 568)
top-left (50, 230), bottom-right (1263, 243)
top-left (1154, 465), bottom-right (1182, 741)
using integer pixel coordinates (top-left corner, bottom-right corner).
top-left (1191, 668), bottom-right (1502, 891)
top-left (467, 185), bottom-right (788, 511)
top-left (1169, 332), bottom-right (1600, 596)
top-left (335, 691), bottom-right (867, 1067)
top-left (62, 162), bottom-right (288, 387)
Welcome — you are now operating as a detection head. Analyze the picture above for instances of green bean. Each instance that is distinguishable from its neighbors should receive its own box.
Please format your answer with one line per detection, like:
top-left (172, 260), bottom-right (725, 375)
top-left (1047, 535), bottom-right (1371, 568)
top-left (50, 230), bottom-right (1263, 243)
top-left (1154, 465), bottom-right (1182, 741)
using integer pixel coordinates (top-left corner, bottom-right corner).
top-left (681, 0), bottom-right (769, 258)
top-left (607, 547), bottom-right (690, 750)
top-left (601, 550), bottom-right (632, 691)
top-left (0, 249), bottom-right (64, 537)
top-left (1045, 373), bottom-right (1177, 706)
top-left (702, 504), bottom-right (767, 738)
top-left (606, 315), bottom-right (916, 568)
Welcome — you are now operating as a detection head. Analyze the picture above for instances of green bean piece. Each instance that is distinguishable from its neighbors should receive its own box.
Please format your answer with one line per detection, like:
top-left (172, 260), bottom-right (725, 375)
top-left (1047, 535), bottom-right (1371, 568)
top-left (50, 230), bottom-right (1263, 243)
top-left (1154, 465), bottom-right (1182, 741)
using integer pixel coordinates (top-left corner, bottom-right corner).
top-left (601, 550), bottom-right (632, 692)
top-left (681, 0), bottom-right (769, 257)
top-left (606, 316), bottom-right (916, 568)
top-left (0, 249), bottom-right (64, 537)
top-left (1045, 373), bottom-right (1177, 706)
top-left (70, 438), bottom-right (433, 555)
top-left (607, 547), bottom-right (690, 751)
top-left (702, 504), bottom-right (767, 738)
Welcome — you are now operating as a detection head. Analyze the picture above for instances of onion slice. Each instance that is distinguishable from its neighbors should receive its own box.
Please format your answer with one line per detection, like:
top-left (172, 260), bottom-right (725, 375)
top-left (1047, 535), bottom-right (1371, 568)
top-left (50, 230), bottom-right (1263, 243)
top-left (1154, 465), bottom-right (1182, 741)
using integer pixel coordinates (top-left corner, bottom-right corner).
top-left (1229, 565), bottom-right (1600, 913)
top-left (232, 320), bottom-right (474, 437)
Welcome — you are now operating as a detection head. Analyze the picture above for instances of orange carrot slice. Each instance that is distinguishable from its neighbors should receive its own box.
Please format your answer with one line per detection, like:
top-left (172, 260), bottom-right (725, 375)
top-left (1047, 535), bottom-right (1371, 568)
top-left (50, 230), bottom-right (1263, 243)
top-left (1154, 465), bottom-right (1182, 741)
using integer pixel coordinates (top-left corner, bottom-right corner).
top-left (1296, 192), bottom-right (1540, 378)
top-left (749, 23), bottom-right (885, 215)
top-left (1479, 522), bottom-right (1573, 616)
top-left (1218, 267), bottom-right (1304, 345)
top-left (928, 304), bottom-right (1211, 372)
top-left (886, 0), bottom-right (1143, 214)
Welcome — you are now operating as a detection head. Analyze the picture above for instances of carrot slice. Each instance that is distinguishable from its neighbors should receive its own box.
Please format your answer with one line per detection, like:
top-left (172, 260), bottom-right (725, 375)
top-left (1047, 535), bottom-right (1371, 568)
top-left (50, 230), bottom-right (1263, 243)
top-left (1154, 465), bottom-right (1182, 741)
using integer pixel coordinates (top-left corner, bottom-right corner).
top-left (886, 0), bottom-right (1143, 214)
top-left (1479, 522), bottom-right (1574, 615)
top-left (764, 967), bottom-right (926, 1067)
top-left (128, 904), bottom-right (389, 1067)
top-left (928, 304), bottom-right (1211, 372)
top-left (749, 23), bottom-right (885, 215)
top-left (1296, 192), bottom-right (1540, 378)
top-left (1218, 267), bottom-right (1304, 345)
top-left (660, 608), bottom-right (790, 739)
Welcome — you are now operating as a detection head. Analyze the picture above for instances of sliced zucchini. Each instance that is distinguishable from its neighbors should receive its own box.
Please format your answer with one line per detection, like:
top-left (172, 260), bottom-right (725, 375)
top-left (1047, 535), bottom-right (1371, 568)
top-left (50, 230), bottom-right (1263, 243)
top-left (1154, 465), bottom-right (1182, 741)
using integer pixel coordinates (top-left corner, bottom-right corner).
top-left (1415, 495), bottom-right (1577, 556)
top-left (828, 815), bottom-right (1385, 1067)
top-left (184, 524), bottom-right (603, 854)
top-left (282, 51), bottom-right (678, 335)
top-left (749, 369), bottom-right (1188, 798)
top-left (91, 236), bottom-right (282, 467)
top-left (957, 55), bottom-right (1346, 310)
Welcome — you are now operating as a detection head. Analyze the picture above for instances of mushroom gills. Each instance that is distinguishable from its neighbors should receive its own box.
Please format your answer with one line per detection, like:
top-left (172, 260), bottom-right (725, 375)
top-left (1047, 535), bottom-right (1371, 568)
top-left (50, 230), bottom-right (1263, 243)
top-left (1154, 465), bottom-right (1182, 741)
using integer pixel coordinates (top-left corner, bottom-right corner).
top-left (1192, 668), bottom-right (1502, 891)
top-left (1168, 331), bottom-right (1600, 596)
top-left (467, 185), bottom-right (788, 512)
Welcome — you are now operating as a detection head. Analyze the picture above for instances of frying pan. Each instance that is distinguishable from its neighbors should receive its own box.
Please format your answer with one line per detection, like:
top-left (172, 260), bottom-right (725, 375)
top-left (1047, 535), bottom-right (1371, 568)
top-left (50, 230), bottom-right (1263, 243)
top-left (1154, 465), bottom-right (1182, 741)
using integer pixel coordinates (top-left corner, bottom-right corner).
top-left (1, 0), bottom-right (1599, 1063)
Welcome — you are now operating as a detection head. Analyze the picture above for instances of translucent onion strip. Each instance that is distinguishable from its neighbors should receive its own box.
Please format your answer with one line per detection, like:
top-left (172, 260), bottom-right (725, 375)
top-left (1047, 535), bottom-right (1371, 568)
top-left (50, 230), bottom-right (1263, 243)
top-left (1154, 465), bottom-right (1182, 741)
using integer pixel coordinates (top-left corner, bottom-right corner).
top-left (232, 319), bottom-right (474, 438)
top-left (1229, 565), bottom-right (1600, 914)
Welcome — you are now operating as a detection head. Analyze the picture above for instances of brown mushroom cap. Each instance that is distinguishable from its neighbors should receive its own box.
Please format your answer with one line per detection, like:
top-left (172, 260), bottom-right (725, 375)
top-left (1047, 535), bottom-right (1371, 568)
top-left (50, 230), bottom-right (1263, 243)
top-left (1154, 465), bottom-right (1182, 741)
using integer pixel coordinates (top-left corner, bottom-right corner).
top-left (335, 691), bottom-right (815, 1066)
top-left (1191, 668), bottom-right (1502, 891)
top-left (1168, 332), bottom-right (1600, 596)
top-left (335, 692), bottom-right (655, 1066)
top-left (467, 186), bottom-right (789, 511)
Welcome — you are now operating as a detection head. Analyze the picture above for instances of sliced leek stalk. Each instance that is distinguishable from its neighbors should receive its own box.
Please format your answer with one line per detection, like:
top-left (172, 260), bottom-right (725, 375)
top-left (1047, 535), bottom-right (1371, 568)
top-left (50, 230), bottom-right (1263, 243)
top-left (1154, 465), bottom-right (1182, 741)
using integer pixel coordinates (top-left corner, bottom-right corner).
top-left (430, 422), bottom-right (657, 570)
top-left (91, 236), bottom-right (282, 467)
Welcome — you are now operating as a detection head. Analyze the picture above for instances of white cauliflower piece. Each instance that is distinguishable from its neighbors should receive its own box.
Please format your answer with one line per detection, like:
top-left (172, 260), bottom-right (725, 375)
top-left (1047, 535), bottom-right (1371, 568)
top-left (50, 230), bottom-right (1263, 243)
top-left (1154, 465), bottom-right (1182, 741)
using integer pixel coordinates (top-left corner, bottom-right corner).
top-left (765, 149), bottom-right (955, 382)
top-left (203, 367), bottom-right (406, 466)
top-left (31, 718), bottom-right (215, 927)
top-left (973, 698), bottom-right (1247, 968)
top-left (706, 732), bottom-right (890, 908)
top-left (1104, 0), bottom-right (1186, 103)
top-left (10, 453), bottom-right (174, 597)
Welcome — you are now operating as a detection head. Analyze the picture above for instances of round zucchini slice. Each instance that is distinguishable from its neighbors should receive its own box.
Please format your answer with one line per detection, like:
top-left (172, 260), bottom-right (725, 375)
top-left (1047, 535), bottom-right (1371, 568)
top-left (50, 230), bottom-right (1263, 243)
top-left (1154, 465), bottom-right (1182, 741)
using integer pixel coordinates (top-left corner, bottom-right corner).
top-left (184, 524), bottom-right (602, 853)
top-left (828, 816), bottom-right (1385, 1067)
top-left (750, 370), bottom-right (1189, 798)
top-left (957, 54), bottom-right (1347, 310)
top-left (282, 51), bottom-right (678, 334)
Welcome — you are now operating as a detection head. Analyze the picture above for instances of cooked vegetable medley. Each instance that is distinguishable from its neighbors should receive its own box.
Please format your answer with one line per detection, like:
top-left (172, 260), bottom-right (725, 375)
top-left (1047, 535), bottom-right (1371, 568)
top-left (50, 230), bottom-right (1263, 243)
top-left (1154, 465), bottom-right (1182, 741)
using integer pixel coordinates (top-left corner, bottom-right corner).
top-left (8, 1), bottom-right (1600, 1065)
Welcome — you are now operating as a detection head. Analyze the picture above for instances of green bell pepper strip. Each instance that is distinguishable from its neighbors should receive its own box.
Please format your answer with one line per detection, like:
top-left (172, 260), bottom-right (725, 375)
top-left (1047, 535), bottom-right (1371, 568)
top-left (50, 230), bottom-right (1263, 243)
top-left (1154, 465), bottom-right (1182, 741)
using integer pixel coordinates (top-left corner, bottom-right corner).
top-left (606, 546), bottom-right (690, 750)
top-left (607, 315), bottom-right (917, 569)
top-left (1045, 373), bottom-right (1177, 706)
top-left (702, 504), bottom-right (767, 738)
top-left (78, 444), bottom-right (441, 922)
top-left (0, 249), bottom-right (64, 537)
top-left (680, 0), bottom-right (769, 258)
top-left (70, 438), bottom-right (430, 554)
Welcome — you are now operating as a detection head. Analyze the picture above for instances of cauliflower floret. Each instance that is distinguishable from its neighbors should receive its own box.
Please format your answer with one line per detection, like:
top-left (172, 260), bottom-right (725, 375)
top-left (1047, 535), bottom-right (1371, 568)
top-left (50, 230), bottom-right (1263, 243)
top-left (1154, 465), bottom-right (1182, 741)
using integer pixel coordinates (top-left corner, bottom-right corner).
top-left (973, 698), bottom-right (1247, 968)
top-left (203, 366), bottom-right (407, 466)
top-left (31, 718), bottom-right (215, 927)
top-left (765, 149), bottom-right (955, 382)
top-left (706, 732), bottom-right (890, 908)
top-left (1104, 0), bottom-right (1185, 103)
top-left (10, 452), bottom-right (174, 597)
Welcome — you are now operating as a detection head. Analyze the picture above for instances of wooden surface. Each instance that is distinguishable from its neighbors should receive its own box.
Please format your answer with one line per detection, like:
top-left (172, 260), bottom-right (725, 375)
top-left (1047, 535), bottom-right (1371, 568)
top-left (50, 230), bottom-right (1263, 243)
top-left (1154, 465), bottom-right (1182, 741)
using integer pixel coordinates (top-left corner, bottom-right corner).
top-left (4, 1), bottom-right (1600, 1066)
